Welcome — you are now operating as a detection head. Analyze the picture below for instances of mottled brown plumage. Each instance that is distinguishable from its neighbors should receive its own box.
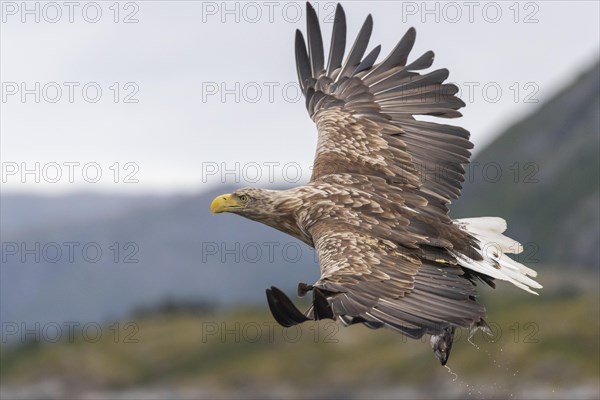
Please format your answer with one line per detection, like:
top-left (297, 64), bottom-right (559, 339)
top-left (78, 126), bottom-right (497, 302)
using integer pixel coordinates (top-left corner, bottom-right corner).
top-left (210, 2), bottom-right (541, 365)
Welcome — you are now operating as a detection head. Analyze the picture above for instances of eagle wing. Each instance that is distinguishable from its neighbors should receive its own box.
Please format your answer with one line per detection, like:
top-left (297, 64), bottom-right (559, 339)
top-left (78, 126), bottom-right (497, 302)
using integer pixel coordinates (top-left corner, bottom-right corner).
top-left (288, 3), bottom-right (487, 335)
top-left (298, 3), bottom-right (472, 215)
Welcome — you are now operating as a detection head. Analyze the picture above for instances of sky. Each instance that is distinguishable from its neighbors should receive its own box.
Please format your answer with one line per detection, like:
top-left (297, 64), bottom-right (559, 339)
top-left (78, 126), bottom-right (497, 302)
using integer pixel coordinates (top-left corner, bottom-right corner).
top-left (1, 0), bottom-right (599, 194)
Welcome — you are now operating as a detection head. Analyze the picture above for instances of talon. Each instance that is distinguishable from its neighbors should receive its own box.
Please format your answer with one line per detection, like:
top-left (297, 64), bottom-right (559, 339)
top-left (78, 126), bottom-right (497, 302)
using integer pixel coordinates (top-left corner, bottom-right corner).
top-left (430, 326), bottom-right (455, 366)
top-left (297, 282), bottom-right (314, 297)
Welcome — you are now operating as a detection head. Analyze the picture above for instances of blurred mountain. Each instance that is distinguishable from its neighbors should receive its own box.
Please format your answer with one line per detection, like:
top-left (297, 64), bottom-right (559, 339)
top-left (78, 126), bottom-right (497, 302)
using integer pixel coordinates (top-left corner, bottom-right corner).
top-left (452, 61), bottom-right (600, 269)
top-left (0, 189), bottom-right (320, 326)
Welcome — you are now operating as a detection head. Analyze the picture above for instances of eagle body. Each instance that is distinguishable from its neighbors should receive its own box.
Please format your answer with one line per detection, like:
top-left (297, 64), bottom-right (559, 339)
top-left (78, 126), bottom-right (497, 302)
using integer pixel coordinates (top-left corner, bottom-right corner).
top-left (210, 2), bottom-right (541, 365)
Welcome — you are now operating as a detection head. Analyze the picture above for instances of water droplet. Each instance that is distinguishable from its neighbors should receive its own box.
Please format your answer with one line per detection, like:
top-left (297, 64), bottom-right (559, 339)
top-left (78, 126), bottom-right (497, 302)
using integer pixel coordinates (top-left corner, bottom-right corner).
top-left (445, 365), bottom-right (458, 382)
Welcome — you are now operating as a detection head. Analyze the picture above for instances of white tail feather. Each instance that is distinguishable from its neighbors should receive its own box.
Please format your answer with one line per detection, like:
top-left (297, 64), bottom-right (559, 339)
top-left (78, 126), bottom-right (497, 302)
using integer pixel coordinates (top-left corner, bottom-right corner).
top-left (453, 217), bottom-right (542, 295)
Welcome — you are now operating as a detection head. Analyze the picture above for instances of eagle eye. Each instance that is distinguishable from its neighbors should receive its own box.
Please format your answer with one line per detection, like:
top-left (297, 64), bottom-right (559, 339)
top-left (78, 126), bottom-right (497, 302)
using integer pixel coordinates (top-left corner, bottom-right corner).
top-left (238, 194), bottom-right (249, 202)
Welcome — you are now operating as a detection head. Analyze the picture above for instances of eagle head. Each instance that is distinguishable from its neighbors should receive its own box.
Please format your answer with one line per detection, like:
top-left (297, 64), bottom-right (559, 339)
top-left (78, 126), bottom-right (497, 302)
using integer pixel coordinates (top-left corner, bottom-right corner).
top-left (210, 188), bottom-right (275, 219)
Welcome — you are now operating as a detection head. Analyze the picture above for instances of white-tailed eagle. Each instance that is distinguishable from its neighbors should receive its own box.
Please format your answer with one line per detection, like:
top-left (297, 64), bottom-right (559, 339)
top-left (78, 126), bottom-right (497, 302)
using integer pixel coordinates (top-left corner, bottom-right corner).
top-left (210, 2), bottom-right (541, 365)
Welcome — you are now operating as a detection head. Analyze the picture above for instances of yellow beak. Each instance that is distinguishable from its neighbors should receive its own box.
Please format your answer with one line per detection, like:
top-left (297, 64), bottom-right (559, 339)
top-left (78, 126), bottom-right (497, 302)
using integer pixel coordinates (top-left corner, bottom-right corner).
top-left (210, 193), bottom-right (240, 214)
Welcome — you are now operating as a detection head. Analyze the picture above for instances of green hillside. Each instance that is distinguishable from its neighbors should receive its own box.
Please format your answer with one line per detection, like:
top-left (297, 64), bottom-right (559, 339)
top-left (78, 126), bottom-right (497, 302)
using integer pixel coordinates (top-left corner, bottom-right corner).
top-left (1, 269), bottom-right (598, 399)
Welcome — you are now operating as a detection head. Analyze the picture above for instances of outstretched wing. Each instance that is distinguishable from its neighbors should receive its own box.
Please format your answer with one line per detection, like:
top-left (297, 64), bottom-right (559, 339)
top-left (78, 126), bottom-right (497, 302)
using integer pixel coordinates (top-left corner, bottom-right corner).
top-left (297, 3), bottom-right (472, 214)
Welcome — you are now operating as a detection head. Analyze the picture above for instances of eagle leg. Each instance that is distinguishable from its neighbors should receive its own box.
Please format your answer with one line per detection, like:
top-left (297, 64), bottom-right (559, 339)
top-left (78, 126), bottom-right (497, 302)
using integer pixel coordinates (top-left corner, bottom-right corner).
top-left (312, 287), bottom-right (335, 321)
top-left (297, 283), bottom-right (336, 321)
top-left (265, 286), bottom-right (310, 327)
top-left (266, 284), bottom-right (337, 327)
top-left (430, 326), bottom-right (455, 366)
top-left (297, 282), bottom-right (313, 297)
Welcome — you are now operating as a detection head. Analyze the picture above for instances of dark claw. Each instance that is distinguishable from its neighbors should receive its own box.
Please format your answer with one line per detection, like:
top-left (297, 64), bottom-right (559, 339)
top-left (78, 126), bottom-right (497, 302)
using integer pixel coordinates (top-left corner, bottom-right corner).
top-left (312, 288), bottom-right (335, 320)
top-left (265, 286), bottom-right (310, 327)
top-left (297, 282), bottom-right (314, 297)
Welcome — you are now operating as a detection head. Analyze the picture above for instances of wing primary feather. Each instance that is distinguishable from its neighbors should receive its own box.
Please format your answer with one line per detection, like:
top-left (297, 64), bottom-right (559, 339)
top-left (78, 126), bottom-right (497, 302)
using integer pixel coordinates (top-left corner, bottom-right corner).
top-left (365, 50), bottom-right (435, 89)
top-left (326, 3), bottom-right (347, 78)
top-left (306, 2), bottom-right (324, 77)
top-left (353, 45), bottom-right (381, 75)
top-left (295, 30), bottom-right (311, 91)
top-left (337, 14), bottom-right (373, 80)
top-left (373, 68), bottom-right (450, 95)
top-left (363, 27), bottom-right (416, 80)
top-left (405, 50), bottom-right (435, 71)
